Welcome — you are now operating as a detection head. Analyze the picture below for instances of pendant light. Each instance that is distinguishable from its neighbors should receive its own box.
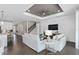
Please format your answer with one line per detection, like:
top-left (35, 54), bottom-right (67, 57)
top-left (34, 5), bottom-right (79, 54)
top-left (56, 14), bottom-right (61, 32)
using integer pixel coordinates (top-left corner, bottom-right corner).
top-left (1, 10), bottom-right (4, 25)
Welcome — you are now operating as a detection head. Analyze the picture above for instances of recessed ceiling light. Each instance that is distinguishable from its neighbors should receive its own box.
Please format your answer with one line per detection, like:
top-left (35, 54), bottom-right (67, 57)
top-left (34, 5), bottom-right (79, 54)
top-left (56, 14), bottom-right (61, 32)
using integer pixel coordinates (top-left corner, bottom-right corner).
top-left (43, 12), bottom-right (46, 16)
top-left (58, 10), bottom-right (61, 12)
top-left (27, 10), bottom-right (30, 12)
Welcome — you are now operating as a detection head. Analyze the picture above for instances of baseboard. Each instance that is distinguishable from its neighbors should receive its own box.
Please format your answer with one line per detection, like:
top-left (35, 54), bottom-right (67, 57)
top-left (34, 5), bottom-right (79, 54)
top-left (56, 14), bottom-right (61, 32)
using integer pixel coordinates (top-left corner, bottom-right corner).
top-left (67, 41), bottom-right (75, 48)
top-left (67, 41), bottom-right (75, 44)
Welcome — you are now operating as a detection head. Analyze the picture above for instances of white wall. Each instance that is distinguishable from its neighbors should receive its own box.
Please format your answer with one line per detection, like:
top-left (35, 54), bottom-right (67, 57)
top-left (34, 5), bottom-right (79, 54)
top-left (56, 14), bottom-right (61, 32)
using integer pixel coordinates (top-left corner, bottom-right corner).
top-left (76, 9), bottom-right (79, 49)
top-left (40, 14), bottom-right (75, 42)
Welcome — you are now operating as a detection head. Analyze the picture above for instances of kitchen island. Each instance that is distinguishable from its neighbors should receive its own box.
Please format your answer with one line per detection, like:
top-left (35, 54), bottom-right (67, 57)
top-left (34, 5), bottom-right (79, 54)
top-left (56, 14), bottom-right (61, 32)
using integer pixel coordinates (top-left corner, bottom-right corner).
top-left (0, 34), bottom-right (7, 47)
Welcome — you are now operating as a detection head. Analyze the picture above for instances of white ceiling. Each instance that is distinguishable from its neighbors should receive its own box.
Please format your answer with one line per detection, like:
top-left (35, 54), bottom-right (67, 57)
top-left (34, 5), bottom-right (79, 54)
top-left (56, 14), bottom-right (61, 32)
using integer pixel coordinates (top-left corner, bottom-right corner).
top-left (0, 4), bottom-right (34, 22)
top-left (0, 4), bottom-right (79, 23)
top-left (59, 4), bottom-right (79, 12)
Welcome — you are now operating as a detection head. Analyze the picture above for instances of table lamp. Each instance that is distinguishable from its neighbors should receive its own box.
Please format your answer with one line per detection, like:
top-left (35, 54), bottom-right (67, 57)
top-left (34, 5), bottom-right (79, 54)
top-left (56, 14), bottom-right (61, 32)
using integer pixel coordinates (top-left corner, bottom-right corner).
top-left (45, 30), bottom-right (52, 42)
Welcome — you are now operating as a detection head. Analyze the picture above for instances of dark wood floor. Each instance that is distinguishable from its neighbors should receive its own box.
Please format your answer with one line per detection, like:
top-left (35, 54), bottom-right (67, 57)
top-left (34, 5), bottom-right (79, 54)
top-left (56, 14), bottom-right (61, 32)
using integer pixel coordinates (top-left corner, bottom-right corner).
top-left (3, 37), bottom-right (79, 55)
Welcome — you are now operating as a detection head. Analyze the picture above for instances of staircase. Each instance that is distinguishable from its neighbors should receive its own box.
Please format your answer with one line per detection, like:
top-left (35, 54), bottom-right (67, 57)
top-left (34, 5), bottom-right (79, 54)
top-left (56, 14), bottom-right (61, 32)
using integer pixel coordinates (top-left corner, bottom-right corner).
top-left (28, 22), bottom-right (36, 33)
top-left (15, 21), bottom-right (37, 35)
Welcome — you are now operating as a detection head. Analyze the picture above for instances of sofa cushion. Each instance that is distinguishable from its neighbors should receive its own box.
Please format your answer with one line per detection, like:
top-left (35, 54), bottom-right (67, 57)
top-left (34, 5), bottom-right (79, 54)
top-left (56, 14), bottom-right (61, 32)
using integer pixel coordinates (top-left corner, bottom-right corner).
top-left (56, 34), bottom-right (64, 40)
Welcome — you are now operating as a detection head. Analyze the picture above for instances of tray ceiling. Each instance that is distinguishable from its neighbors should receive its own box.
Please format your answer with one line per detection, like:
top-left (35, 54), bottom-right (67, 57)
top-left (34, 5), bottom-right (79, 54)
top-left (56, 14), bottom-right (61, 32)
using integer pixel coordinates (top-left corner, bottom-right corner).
top-left (26, 4), bottom-right (63, 17)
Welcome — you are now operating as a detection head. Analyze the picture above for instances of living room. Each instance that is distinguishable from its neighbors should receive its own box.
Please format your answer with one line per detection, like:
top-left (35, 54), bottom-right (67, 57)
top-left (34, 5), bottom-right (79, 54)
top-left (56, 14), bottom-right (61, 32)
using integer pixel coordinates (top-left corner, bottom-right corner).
top-left (0, 4), bottom-right (79, 55)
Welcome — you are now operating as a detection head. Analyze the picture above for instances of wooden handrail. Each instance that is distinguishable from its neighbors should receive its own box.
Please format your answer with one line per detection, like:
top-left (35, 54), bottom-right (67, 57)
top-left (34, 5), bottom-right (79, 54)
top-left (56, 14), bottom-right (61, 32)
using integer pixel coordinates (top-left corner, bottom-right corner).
top-left (28, 22), bottom-right (36, 33)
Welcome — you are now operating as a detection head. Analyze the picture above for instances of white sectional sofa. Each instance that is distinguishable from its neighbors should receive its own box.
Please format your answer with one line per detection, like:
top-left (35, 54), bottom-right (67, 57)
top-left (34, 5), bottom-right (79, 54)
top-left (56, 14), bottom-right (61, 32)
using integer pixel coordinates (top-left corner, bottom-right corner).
top-left (22, 33), bottom-right (66, 53)
top-left (22, 33), bottom-right (46, 53)
top-left (45, 34), bottom-right (66, 52)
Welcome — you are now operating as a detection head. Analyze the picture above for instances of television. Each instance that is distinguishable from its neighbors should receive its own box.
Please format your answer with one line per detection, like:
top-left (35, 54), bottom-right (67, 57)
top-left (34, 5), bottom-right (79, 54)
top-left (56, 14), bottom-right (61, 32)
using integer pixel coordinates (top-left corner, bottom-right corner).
top-left (48, 24), bottom-right (58, 30)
